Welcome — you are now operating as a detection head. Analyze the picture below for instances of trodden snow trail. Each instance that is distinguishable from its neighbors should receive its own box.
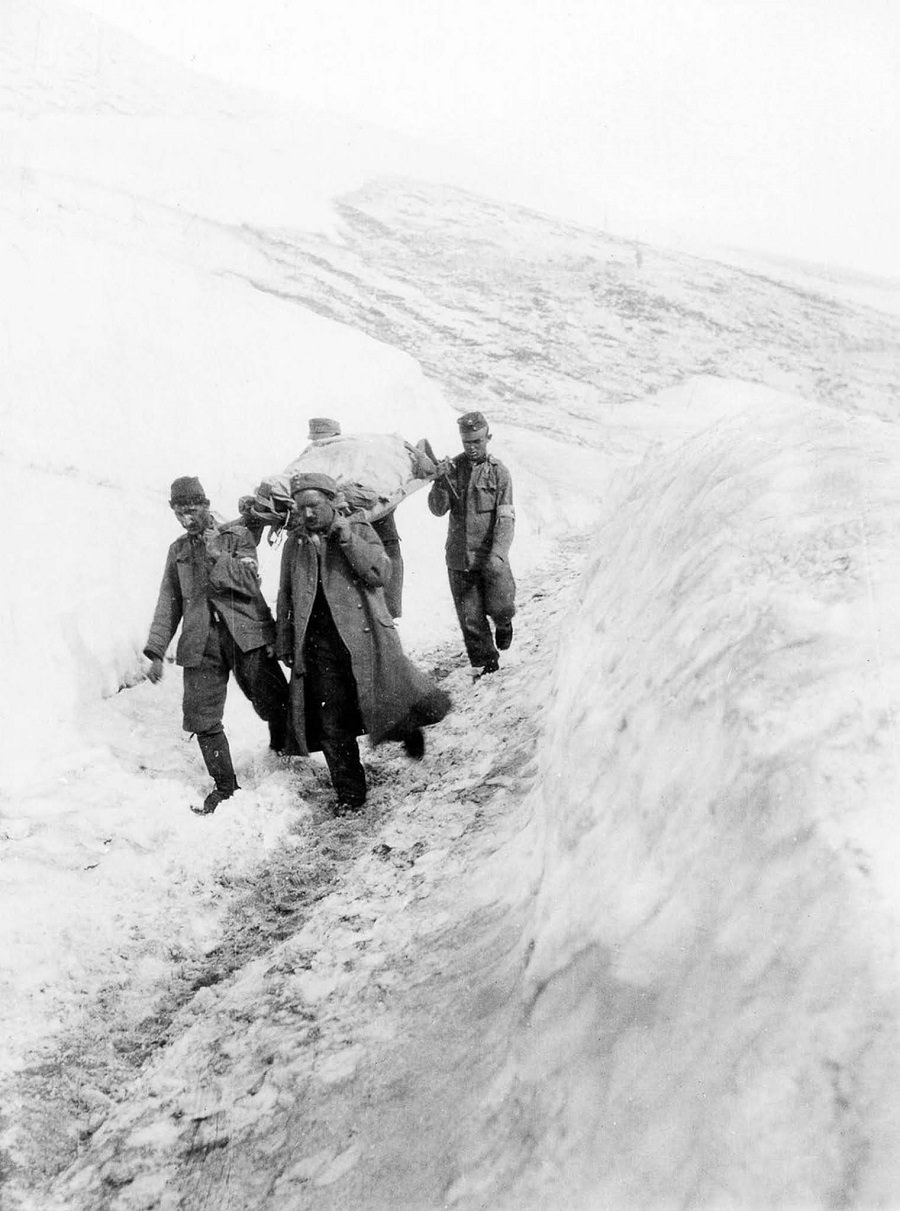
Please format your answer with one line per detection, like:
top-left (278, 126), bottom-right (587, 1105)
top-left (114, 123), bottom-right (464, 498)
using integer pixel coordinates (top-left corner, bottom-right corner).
top-left (7, 533), bottom-right (586, 1211)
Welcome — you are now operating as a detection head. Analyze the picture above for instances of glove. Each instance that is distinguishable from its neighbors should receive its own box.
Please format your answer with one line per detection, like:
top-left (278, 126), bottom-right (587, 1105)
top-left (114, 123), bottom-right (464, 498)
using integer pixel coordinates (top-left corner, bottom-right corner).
top-left (146, 657), bottom-right (164, 684)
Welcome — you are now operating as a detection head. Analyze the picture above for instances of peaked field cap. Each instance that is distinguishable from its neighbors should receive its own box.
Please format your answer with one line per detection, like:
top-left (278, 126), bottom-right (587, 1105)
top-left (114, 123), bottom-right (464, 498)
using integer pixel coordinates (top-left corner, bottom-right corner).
top-left (169, 476), bottom-right (209, 506)
top-left (458, 410), bottom-right (489, 432)
top-left (308, 416), bottom-right (341, 439)
top-left (290, 471), bottom-right (338, 498)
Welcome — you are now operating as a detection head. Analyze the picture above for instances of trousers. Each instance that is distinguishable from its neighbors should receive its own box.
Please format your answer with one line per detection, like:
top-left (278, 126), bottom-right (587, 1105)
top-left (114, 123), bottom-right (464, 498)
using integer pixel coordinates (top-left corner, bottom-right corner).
top-left (447, 563), bottom-right (516, 667)
top-left (182, 618), bottom-right (289, 736)
top-left (302, 602), bottom-right (367, 807)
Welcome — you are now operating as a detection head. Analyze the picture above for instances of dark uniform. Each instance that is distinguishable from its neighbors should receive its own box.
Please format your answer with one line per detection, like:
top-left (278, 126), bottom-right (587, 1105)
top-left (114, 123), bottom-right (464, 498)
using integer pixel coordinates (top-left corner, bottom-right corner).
top-left (277, 471), bottom-right (450, 810)
top-left (371, 509), bottom-right (404, 619)
top-left (428, 412), bottom-right (516, 672)
top-left (145, 478), bottom-right (288, 812)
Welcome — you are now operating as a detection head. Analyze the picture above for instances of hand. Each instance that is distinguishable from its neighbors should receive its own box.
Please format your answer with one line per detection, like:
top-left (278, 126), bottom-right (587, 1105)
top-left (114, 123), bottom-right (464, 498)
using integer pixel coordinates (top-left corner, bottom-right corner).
top-left (202, 528), bottom-right (223, 557)
top-left (434, 457), bottom-right (454, 479)
top-left (146, 657), bottom-right (164, 684)
top-left (485, 552), bottom-right (506, 572)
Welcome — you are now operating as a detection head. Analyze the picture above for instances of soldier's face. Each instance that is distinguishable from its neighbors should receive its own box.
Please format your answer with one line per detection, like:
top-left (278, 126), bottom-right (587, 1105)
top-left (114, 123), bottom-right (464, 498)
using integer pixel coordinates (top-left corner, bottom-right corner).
top-left (461, 428), bottom-right (490, 463)
top-left (295, 490), bottom-right (335, 533)
top-left (173, 503), bottom-right (210, 534)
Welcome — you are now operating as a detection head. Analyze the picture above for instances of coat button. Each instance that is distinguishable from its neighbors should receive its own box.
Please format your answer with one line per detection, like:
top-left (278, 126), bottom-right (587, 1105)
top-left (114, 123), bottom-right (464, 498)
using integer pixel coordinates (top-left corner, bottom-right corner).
top-left (357, 603), bottom-right (363, 608)
top-left (362, 627), bottom-right (370, 633)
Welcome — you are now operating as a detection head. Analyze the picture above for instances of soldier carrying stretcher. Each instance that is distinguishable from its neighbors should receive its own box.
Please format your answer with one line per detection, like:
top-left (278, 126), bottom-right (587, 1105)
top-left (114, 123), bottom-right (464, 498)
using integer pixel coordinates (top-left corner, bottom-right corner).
top-left (428, 411), bottom-right (517, 677)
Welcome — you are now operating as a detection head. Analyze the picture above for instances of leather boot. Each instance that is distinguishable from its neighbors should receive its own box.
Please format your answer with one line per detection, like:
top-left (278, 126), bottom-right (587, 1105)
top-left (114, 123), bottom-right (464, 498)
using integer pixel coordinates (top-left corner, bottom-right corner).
top-left (494, 620), bottom-right (514, 651)
top-left (194, 731), bottom-right (239, 815)
top-left (268, 713), bottom-right (288, 754)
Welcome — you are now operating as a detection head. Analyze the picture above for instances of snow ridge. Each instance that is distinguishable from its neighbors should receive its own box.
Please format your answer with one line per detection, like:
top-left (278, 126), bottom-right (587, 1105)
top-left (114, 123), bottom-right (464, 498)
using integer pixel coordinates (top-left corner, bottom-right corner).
top-left (0, 0), bottom-right (268, 118)
top-left (511, 388), bottom-right (900, 1208)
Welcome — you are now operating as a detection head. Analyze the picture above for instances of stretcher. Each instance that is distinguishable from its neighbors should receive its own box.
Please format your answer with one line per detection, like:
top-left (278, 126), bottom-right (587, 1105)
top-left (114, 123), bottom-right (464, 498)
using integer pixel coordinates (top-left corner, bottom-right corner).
top-left (237, 434), bottom-right (440, 541)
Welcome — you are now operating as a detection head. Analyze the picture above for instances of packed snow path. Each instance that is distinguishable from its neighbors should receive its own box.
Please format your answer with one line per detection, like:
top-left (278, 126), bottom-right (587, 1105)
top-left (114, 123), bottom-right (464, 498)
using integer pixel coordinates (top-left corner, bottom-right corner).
top-left (5, 535), bottom-right (583, 1211)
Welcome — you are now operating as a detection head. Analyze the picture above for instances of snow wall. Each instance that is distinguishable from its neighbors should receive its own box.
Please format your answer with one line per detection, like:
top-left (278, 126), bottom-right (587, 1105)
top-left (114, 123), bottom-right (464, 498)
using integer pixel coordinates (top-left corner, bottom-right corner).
top-left (0, 170), bottom-right (589, 801)
top-left (0, 0), bottom-right (611, 801)
top-left (0, 201), bottom-right (462, 797)
top-left (483, 392), bottom-right (900, 1209)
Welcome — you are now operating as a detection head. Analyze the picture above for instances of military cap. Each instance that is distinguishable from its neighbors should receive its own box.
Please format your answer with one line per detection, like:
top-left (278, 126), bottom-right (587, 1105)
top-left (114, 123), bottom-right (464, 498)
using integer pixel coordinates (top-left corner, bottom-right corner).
top-left (457, 410), bottom-right (489, 433)
top-left (169, 476), bottom-right (209, 506)
top-left (307, 417), bottom-right (341, 439)
top-left (290, 471), bottom-right (338, 498)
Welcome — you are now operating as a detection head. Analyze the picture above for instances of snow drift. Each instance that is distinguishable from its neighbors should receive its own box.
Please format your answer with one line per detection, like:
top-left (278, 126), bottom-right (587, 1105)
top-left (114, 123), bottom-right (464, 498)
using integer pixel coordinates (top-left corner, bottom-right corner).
top-left (1, 0), bottom-right (267, 118)
top-left (480, 384), bottom-right (900, 1208)
top-left (1, 0), bottom-right (581, 797)
top-left (0, 191), bottom-right (459, 795)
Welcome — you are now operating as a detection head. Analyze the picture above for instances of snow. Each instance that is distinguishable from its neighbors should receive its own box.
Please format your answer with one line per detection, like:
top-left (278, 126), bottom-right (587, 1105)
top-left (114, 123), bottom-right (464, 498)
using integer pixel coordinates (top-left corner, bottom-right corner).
top-left (3, 2), bottom-right (900, 1208)
top-left (1, 0), bottom-right (268, 117)
top-left (0, 199), bottom-right (463, 794)
top-left (516, 391), bottom-right (900, 1205)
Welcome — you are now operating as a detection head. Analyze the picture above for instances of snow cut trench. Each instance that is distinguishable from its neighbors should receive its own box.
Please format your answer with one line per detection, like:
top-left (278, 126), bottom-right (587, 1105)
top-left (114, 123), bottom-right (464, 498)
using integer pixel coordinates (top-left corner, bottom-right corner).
top-left (21, 387), bottom-right (900, 1210)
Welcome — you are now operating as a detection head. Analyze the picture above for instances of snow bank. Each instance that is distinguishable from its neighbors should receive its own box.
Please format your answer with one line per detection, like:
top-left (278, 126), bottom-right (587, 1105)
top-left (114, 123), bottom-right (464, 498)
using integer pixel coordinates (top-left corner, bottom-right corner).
top-left (0, 0), bottom-right (587, 799)
top-left (0, 112), bottom-right (361, 234)
top-left (0, 146), bottom-right (572, 799)
top-left (0, 200), bottom-right (458, 796)
top-left (511, 385), bottom-right (900, 1207)
top-left (1, 0), bottom-right (267, 118)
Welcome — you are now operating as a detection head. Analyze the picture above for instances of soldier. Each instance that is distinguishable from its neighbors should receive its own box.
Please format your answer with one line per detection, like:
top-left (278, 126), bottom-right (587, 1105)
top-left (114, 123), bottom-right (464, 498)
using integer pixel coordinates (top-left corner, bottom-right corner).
top-left (144, 476), bottom-right (289, 816)
top-left (305, 418), bottom-right (405, 619)
top-left (428, 411), bottom-right (516, 676)
top-left (277, 472), bottom-right (450, 813)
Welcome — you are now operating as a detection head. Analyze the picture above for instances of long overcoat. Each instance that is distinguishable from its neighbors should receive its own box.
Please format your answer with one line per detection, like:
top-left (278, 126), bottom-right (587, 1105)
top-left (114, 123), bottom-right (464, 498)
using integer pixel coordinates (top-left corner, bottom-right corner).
top-left (276, 517), bottom-right (449, 754)
top-left (145, 521), bottom-right (275, 666)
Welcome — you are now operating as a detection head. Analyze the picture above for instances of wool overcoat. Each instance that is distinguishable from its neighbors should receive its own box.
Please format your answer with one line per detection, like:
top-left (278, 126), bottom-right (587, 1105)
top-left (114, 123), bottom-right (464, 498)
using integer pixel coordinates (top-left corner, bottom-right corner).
top-left (145, 522), bottom-right (276, 666)
top-left (276, 517), bottom-right (449, 753)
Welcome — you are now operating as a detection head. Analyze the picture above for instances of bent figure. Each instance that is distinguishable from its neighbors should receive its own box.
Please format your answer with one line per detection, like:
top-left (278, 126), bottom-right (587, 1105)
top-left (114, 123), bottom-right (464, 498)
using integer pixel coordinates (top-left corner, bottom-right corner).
top-left (144, 476), bottom-right (289, 815)
top-left (277, 471), bottom-right (450, 812)
top-left (304, 416), bottom-right (405, 618)
top-left (428, 411), bottom-right (516, 676)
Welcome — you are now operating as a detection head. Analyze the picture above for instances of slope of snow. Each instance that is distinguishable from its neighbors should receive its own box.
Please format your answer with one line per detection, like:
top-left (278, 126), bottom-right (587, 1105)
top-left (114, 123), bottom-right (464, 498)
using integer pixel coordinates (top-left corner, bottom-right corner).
top-left (0, 193), bottom-right (462, 796)
top-left (501, 385), bottom-right (900, 1208)
top-left (1, 20), bottom-right (605, 799)
top-left (0, 0), bottom-right (269, 117)
top-left (0, 111), bottom-right (369, 233)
